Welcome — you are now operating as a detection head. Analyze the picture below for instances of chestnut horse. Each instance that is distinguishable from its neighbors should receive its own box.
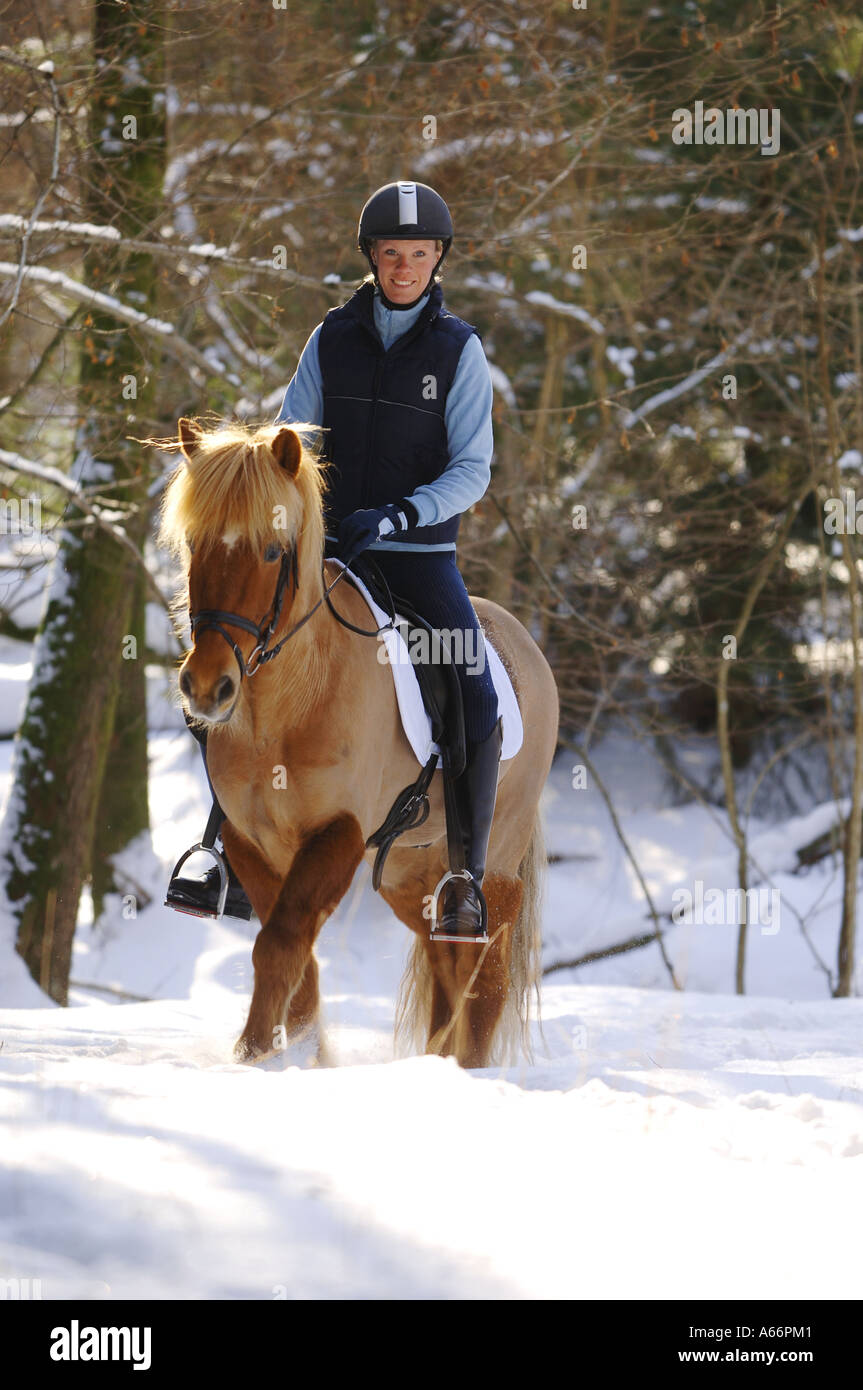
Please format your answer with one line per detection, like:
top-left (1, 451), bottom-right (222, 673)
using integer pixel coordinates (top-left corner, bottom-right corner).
top-left (159, 417), bottom-right (559, 1068)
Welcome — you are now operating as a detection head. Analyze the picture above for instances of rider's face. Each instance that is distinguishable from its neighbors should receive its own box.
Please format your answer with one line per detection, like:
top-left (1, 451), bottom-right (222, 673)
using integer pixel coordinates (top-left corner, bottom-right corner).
top-left (370, 239), bottom-right (439, 303)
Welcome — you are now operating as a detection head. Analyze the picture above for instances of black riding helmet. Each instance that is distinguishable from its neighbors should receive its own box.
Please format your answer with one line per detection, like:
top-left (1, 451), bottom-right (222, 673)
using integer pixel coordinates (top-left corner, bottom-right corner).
top-left (357, 180), bottom-right (453, 309)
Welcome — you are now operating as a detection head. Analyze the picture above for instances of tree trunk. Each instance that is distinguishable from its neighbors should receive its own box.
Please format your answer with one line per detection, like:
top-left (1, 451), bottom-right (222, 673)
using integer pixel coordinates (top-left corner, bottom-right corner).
top-left (1, 0), bottom-right (164, 1002)
top-left (91, 565), bottom-right (150, 918)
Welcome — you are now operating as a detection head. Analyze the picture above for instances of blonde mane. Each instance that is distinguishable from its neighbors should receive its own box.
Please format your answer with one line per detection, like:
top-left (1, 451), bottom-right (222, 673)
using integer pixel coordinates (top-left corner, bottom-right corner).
top-left (158, 418), bottom-right (327, 609)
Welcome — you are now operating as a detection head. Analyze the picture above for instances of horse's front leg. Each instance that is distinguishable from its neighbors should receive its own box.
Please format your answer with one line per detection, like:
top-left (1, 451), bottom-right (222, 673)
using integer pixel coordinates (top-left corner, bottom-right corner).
top-left (234, 813), bottom-right (366, 1063)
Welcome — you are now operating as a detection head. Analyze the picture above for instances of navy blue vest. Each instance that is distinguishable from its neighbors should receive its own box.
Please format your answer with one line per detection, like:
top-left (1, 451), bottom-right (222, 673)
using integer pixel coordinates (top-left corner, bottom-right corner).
top-left (317, 280), bottom-right (478, 547)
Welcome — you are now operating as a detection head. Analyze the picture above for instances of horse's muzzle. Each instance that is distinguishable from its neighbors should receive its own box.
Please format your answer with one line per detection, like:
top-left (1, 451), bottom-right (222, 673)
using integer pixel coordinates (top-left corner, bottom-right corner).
top-left (179, 663), bottom-right (238, 723)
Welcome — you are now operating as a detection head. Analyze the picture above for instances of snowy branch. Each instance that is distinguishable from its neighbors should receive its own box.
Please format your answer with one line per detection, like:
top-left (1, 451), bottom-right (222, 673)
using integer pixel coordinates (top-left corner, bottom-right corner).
top-left (0, 447), bottom-right (184, 646)
top-left (524, 290), bottom-right (604, 335)
top-left (0, 215), bottom-right (340, 292)
top-left (800, 227), bottom-right (863, 281)
top-left (621, 330), bottom-right (753, 431)
top-left (487, 362), bottom-right (517, 408)
top-left (0, 260), bottom-right (225, 384)
top-left (568, 328), bottom-right (756, 495)
top-left (0, 58), bottom-right (63, 333)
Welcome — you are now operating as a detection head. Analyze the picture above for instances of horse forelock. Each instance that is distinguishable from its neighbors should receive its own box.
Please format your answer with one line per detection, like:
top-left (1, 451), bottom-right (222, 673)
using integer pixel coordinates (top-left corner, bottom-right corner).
top-left (159, 421), bottom-right (326, 594)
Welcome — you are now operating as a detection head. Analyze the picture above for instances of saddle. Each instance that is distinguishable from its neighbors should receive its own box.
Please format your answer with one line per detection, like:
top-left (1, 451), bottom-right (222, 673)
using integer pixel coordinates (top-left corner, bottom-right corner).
top-left (324, 539), bottom-right (468, 890)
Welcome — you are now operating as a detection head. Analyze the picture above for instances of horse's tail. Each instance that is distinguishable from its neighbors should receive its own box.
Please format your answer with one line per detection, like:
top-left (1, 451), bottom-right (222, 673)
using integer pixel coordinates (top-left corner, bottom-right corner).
top-left (500, 810), bottom-right (545, 1066)
top-left (394, 812), bottom-right (545, 1066)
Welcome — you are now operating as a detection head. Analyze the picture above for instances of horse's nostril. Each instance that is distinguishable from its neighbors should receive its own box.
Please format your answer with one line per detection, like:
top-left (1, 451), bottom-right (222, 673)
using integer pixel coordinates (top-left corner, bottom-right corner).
top-left (179, 670), bottom-right (192, 699)
top-left (215, 675), bottom-right (235, 707)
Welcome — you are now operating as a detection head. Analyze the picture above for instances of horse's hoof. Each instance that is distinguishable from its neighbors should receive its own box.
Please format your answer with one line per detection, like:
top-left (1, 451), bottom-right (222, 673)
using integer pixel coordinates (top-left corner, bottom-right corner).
top-left (234, 1022), bottom-right (331, 1068)
top-left (233, 1034), bottom-right (276, 1065)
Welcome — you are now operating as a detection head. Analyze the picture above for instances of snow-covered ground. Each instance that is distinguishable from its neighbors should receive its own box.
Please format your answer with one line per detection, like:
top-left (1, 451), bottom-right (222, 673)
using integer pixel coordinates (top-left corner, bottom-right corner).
top-left (2, 707), bottom-right (863, 1299)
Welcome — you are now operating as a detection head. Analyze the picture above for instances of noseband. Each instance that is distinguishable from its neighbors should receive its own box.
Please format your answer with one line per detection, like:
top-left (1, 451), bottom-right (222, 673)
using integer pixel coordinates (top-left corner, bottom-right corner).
top-left (190, 546), bottom-right (300, 681)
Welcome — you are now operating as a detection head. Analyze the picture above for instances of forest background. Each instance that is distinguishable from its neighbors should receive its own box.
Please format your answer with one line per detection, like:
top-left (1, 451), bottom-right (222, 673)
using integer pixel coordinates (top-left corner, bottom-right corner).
top-left (1, 0), bottom-right (861, 1001)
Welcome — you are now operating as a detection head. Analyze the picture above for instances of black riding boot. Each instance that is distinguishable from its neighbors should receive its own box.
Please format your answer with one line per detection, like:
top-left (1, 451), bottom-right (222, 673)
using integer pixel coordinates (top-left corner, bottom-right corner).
top-left (435, 717), bottom-right (503, 943)
top-left (165, 840), bottom-right (254, 921)
top-left (165, 725), bottom-right (254, 921)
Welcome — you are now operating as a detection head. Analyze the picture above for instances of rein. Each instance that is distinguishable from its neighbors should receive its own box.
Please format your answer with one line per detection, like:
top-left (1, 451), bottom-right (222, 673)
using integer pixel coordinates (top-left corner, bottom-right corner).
top-left (189, 538), bottom-right (396, 681)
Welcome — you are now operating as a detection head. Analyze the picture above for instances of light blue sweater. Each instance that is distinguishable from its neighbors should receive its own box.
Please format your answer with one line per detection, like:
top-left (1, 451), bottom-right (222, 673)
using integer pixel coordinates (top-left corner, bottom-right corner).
top-left (274, 286), bottom-right (494, 551)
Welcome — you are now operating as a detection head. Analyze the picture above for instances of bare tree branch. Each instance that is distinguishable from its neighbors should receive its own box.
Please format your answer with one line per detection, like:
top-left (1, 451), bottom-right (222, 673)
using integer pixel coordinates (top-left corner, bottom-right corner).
top-left (0, 447), bottom-right (185, 647)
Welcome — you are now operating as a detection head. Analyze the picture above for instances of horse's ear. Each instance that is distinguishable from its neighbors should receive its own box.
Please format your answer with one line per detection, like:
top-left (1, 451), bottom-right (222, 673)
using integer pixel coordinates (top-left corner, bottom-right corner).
top-left (271, 427), bottom-right (302, 478)
top-left (178, 417), bottom-right (199, 462)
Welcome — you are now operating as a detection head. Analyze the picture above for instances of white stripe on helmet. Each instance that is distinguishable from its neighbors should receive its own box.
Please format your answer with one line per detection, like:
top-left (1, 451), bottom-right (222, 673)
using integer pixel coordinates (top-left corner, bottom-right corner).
top-left (397, 181), bottom-right (418, 226)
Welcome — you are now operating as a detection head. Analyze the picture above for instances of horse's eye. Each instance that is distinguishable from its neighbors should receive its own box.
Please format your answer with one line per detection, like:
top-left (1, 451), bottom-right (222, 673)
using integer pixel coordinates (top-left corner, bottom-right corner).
top-left (264, 543), bottom-right (282, 563)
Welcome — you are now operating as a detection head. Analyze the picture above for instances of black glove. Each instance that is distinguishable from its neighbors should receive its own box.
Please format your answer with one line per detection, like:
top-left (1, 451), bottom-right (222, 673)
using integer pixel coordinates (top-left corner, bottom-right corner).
top-left (338, 499), bottom-right (419, 564)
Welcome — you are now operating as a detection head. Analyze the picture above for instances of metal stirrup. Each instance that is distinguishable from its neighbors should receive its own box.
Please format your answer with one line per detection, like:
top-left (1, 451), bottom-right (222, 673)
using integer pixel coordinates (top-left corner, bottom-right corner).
top-left (165, 799), bottom-right (229, 919)
top-left (165, 844), bottom-right (229, 920)
top-left (429, 869), bottom-right (489, 944)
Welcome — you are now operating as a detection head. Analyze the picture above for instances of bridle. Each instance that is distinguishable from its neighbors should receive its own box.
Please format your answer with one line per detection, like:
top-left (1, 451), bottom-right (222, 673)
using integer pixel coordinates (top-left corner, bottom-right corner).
top-left (188, 538), bottom-right (396, 682)
top-left (190, 546), bottom-right (301, 681)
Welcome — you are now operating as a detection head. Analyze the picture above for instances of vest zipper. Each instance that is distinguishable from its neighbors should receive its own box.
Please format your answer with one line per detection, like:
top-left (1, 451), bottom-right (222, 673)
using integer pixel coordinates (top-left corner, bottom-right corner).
top-left (356, 286), bottom-right (443, 507)
top-left (363, 354), bottom-right (385, 506)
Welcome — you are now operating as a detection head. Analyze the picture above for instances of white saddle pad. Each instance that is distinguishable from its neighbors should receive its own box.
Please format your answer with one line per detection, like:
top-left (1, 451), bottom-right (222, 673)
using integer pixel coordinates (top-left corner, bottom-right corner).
top-left (331, 560), bottom-right (523, 766)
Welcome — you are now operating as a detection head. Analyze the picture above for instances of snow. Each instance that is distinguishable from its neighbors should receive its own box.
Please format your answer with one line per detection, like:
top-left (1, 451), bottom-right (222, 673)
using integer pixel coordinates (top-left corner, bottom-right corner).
top-left (0, 446), bottom-right (99, 497)
top-left (620, 329), bottom-right (752, 431)
top-left (1, 722), bottom-right (862, 1298)
top-left (801, 242), bottom-right (844, 279)
top-left (487, 362), bottom-right (517, 406)
top-left (525, 290), bottom-right (604, 334)
top-left (415, 128), bottom-right (560, 170)
top-left (695, 195), bottom-right (750, 214)
top-left (0, 262), bottom-right (177, 337)
top-left (633, 147), bottom-right (671, 164)
top-left (606, 343), bottom-right (637, 384)
top-left (3, 985), bottom-right (862, 1299)
top-left (0, 644), bottom-right (184, 737)
top-left (187, 242), bottom-right (227, 259)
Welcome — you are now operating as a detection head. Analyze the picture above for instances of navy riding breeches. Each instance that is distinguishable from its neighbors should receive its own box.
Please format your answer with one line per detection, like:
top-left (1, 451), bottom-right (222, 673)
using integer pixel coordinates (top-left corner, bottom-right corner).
top-left (367, 547), bottom-right (499, 745)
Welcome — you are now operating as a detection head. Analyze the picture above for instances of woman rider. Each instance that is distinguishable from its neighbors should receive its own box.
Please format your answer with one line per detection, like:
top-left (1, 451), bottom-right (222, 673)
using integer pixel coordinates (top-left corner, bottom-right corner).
top-left (167, 180), bottom-right (502, 941)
